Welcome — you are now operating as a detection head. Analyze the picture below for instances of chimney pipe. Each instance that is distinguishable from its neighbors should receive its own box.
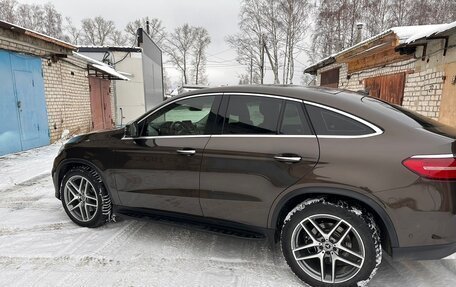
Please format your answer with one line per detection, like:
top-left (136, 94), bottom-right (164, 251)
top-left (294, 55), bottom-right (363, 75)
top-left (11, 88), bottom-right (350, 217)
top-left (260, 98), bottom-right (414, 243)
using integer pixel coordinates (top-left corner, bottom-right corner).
top-left (356, 22), bottom-right (364, 44)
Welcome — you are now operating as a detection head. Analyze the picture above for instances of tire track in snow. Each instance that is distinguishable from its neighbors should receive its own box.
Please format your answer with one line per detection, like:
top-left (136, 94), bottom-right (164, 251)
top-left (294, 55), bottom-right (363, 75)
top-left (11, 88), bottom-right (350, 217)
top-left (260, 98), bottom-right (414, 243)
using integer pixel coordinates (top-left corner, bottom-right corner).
top-left (0, 173), bottom-right (51, 194)
top-left (92, 220), bottom-right (147, 256)
top-left (0, 222), bottom-right (74, 236)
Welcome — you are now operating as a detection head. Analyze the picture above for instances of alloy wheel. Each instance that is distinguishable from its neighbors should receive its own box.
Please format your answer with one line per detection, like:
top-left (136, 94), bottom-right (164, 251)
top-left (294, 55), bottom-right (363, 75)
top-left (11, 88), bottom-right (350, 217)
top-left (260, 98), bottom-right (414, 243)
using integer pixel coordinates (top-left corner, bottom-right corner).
top-left (290, 214), bottom-right (365, 284)
top-left (63, 175), bottom-right (99, 222)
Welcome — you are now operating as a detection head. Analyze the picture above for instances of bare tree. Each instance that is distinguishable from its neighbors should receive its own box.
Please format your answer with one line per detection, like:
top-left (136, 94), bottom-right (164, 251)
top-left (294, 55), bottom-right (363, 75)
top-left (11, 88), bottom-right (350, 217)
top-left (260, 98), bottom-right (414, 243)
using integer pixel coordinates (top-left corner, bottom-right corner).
top-left (362, 0), bottom-right (391, 36)
top-left (110, 30), bottom-right (128, 46)
top-left (0, 0), bottom-right (17, 23)
top-left (42, 3), bottom-right (63, 38)
top-left (279, 0), bottom-right (311, 84)
top-left (227, 0), bottom-right (269, 84)
top-left (229, 0), bottom-right (312, 85)
top-left (311, 0), bottom-right (365, 59)
top-left (238, 73), bottom-right (250, 84)
top-left (15, 4), bottom-right (45, 33)
top-left (125, 17), bottom-right (166, 46)
top-left (433, 0), bottom-right (456, 23)
top-left (388, 0), bottom-right (414, 26)
top-left (81, 16), bottom-right (116, 46)
top-left (63, 17), bottom-right (81, 45)
top-left (165, 24), bottom-right (196, 85)
top-left (191, 27), bottom-right (211, 85)
top-left (226, 34), bottom-right (262, 84)
top-left (261, 0), bottom-right (283, 84)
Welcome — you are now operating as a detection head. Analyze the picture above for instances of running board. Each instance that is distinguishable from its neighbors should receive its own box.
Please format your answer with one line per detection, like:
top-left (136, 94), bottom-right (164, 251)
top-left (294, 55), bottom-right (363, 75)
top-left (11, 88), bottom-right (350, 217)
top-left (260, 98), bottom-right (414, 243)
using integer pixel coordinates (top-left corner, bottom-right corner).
top-left (115, 207), bottom-right (266, 240)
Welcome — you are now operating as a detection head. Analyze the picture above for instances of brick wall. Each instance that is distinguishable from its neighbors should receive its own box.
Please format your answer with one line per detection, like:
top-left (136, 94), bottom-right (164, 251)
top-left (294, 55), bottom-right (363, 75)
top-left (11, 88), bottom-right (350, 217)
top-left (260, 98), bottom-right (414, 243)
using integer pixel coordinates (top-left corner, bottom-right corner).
top-left (0, 27), bottom-right (69, 57)
top-left (315, 35), bottom-right (456, 120)
top-left (1, 29), bottom-right (92, 142)
top-left (43, 56), bottom-right (92, 142)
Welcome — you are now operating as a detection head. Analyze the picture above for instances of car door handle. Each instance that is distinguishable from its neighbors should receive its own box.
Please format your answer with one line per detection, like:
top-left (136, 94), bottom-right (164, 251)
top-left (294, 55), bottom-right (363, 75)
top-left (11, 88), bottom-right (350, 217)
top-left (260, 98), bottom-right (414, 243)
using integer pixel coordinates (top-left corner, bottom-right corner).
top-left (176, 149), bottom-right (196, 156)
top-left (274, 155), bottom-right (302, 163)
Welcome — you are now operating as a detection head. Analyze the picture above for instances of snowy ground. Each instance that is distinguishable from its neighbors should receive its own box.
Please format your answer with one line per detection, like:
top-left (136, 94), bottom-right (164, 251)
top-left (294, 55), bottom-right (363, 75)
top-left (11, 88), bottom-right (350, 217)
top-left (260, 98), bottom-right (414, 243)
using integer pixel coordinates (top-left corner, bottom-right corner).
top-left (1, 144), bottom-right (456, 286)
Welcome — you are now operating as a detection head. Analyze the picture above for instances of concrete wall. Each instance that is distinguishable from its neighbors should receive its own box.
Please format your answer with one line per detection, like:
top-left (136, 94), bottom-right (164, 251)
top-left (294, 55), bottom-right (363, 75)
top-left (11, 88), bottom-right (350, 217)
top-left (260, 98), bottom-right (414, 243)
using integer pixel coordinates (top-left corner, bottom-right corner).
top-left (315, 34), bottom-right (456, 120)
top-left (112, 51), bottom-right (145, 126)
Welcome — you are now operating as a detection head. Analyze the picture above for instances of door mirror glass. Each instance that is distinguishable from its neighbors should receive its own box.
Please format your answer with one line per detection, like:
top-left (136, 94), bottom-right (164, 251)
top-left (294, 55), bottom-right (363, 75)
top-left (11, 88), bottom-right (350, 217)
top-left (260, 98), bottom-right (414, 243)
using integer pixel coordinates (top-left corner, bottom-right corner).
top-left (124, 122), bottom-right (139, 138)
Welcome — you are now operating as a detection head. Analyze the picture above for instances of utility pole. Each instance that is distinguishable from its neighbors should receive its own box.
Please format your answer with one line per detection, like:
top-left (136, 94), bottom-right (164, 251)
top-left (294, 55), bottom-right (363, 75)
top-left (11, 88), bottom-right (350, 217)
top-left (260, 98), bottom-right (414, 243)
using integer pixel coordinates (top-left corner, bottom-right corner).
top-left (260, 34), bottom-right (265, 84)
top-left (249, 53), bottom-right (253, 84)
top-left (146, 20), bottom-right (150, 35)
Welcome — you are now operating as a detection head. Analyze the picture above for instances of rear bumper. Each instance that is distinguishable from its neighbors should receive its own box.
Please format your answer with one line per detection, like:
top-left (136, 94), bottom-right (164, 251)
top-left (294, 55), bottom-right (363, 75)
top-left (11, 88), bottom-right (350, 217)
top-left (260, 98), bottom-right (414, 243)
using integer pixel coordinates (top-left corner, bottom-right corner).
top-left (392, 242), bottom-right (456, 260)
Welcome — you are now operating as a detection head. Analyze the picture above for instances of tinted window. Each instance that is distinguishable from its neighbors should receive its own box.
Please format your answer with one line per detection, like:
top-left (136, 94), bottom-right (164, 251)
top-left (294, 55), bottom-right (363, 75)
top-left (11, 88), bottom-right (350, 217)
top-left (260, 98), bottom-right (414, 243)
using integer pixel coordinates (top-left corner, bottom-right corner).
top-left (363, 97), bottom-right (456, 138)
top-left (306, 104), bottom-right (374, 136)
top-left (280, 101), bottom-right (312, 135)
top-left (141, 96), bottom-right (215, 136)
top-left (224, 96), bottom-right (282, 134)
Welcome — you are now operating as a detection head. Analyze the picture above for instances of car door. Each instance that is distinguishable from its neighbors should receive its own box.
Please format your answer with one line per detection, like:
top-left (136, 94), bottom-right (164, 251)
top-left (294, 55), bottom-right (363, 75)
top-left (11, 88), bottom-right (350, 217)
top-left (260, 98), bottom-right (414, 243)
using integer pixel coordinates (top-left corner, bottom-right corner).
top-left (200, 94), bottom-right (320, 227)
top-left (114, 95), bottom-right (221, 216)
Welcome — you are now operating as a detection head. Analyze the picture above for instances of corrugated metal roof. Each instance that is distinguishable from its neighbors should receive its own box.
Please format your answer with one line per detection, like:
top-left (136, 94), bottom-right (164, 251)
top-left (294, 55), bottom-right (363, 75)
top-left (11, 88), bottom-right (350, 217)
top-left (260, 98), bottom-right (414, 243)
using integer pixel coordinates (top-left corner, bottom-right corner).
top-left (73, 52), bottom-right (129, 81)
top-left (77, 46), bottom-right (142, 53)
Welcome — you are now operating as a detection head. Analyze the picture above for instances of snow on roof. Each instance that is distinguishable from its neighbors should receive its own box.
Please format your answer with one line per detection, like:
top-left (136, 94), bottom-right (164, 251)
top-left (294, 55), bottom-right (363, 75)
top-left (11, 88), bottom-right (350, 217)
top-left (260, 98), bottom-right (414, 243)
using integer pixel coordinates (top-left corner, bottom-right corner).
top-left (403, 21), bottom-right (456, 44)
top-left (305, 21), bottom-right (456, 74)
top-left (73, 52), bottom-right (129, 81)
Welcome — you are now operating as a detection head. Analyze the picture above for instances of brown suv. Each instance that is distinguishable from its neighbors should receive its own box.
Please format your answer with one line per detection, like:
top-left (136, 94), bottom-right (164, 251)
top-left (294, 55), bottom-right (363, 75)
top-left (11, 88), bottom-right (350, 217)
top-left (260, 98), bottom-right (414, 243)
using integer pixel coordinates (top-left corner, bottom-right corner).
top-left (52, 85), bottom-right (456, 287)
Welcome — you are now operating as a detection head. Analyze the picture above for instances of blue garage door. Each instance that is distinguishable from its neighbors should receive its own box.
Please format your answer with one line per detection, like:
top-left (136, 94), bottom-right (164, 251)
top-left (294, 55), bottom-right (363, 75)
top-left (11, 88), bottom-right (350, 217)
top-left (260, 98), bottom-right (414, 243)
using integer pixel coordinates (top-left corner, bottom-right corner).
top-left (0, 50), bottom-right (50, 156)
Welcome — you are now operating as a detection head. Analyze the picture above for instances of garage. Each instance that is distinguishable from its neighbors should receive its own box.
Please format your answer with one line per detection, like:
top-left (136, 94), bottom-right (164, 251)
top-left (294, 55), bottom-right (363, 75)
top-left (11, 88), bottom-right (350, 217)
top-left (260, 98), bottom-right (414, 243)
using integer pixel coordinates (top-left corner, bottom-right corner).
top-left (0, 50), bottom-right (49, 156)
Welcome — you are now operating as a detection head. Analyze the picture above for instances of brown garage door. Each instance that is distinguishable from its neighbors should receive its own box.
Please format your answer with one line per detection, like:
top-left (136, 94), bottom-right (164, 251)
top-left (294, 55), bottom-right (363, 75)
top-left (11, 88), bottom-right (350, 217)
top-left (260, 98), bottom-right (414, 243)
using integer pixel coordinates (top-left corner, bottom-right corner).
top-left (89, 77), bottom-right (113, 130)
top-left (364, 72), bottom-right (406, 105)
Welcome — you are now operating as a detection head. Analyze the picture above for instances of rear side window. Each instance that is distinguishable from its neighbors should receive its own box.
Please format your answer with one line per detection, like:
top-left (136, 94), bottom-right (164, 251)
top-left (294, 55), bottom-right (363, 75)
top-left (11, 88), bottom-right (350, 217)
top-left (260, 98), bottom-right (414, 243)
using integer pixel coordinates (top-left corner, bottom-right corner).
top-left (306, 104), bottom-right (375, 136)
top-left (280, 101), bottom-right (313, 135)
top-left (224, 96), bottom-right (282, 134)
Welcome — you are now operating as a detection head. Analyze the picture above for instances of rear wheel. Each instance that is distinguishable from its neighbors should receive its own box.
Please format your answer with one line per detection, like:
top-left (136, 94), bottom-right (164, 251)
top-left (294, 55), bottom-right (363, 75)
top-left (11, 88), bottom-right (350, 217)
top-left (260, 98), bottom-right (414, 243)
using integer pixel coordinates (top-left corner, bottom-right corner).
top-left (60, 166), bottom-right (111, 228)
top-left (281, 199), bottom-right (381, 287)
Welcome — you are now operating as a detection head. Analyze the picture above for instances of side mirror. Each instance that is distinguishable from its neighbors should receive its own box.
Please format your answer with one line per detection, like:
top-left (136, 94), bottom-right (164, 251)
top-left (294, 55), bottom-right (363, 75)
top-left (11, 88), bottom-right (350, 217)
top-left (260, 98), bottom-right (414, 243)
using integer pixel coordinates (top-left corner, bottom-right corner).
top-left (124, 122), bottom-right (139, 138)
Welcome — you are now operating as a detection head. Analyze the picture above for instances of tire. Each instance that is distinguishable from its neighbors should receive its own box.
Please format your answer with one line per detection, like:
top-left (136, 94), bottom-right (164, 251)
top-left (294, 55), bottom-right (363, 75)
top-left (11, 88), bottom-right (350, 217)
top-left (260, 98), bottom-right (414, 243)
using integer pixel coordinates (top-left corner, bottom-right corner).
top-left (60, 166), bottom-right (111, 228)
top-left (281, 198), bottom-right (381, 287)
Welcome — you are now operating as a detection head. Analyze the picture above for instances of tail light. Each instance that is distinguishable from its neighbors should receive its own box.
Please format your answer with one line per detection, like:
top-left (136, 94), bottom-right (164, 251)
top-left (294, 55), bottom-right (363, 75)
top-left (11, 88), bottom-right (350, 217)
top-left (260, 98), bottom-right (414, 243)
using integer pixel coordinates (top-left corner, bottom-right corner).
top-left (403, 155), bottom-right (456, 180)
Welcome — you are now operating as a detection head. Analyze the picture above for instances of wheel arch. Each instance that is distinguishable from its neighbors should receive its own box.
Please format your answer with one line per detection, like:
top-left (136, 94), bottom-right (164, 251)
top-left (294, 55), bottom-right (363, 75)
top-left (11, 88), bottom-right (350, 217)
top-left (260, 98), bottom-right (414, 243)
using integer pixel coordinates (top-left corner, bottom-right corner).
top-left (269, 187), bottom-right (399, 255)
top-left (55, 159), bottom-right (111, 200)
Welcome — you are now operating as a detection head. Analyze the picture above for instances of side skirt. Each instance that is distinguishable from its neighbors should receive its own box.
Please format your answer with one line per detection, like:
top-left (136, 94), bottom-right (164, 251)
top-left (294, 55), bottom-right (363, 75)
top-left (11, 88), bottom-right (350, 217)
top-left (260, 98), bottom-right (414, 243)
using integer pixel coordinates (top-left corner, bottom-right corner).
top-left (113, 205), bottom-right (276, 244)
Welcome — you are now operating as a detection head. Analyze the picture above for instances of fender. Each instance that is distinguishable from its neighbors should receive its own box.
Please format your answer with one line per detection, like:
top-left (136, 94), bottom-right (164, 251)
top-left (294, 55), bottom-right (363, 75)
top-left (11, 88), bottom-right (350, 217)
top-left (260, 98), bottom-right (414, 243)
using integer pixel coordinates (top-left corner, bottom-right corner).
top-left (53, 158), bottom-right (120, 205)
top-left (268, 186), bottom-right (399, 248)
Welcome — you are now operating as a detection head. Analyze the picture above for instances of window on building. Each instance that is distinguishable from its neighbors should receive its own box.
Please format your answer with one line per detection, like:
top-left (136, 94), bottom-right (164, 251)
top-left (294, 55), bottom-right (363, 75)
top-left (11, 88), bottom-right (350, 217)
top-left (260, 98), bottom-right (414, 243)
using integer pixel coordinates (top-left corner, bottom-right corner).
top-left (320, 68), bottom-right (340, 88)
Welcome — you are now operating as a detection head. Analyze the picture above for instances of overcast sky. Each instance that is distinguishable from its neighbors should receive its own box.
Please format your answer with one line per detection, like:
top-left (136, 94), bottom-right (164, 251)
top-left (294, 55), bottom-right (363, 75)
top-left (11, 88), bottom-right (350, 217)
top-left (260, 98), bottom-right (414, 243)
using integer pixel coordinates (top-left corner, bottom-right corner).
top-left (22, 0), bottom-right (308, 88)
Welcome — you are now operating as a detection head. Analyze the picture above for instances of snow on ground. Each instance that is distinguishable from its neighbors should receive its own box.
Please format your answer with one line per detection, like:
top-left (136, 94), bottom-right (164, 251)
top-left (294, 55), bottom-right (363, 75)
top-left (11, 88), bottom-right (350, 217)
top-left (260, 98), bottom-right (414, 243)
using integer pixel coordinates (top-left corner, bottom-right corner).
top-left (1, 144), bottom-right (456, 286)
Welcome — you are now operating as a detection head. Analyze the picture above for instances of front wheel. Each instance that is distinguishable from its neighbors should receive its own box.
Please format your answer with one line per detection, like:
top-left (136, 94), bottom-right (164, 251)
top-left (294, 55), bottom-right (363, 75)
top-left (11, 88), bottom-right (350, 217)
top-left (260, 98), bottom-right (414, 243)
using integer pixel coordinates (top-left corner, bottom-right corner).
top-left (281, 199), bottom-right (381, 287)
top-left (60, 166), bottom-right (111, 228)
